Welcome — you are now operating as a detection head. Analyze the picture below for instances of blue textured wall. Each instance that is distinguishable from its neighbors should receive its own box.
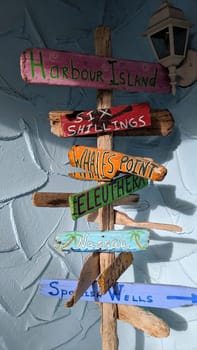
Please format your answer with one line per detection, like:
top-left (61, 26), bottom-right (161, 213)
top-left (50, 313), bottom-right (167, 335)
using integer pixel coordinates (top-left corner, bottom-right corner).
top-left (0, 0), bottom-right (197, 349)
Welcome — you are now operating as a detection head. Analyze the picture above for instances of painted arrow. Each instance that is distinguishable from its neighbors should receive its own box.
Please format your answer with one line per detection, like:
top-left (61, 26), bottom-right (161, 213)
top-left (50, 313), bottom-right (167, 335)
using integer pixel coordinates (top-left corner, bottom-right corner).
top-left (166, 294), bottom-right (197, 303)
top-left (40, 279), bottom-right (197, 309)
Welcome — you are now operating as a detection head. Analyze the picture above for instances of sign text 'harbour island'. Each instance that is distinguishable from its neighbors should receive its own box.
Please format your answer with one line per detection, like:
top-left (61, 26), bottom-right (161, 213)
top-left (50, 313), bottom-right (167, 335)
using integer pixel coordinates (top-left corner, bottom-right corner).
top-left (69, 174), bottom-right (148, 220)
top-left (40, 279), bottom-right (197, 309)
top-left (54, 229), bottom-right (149, 252)
top-left (20, 48), bottom-right (170, 93)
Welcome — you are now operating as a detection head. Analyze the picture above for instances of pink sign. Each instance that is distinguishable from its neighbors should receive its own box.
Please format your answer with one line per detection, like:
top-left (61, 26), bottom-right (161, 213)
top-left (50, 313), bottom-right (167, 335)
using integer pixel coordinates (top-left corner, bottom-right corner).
top-left (52, 103), bottom-right (151, 137)
top-left (20, 48), bottom-right (170, 93)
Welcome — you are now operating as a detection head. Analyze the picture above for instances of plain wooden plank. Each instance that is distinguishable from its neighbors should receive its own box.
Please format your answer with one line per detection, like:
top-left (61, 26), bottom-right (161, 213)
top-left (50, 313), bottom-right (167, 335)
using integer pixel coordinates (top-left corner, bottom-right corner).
top-left (117, 305), bottom-right (170, 337)
top-left (32, 192), bottom-right (72, 207)
top-left (54, 229), bottom-right (149, 252)
top-left (68, 145), bottom-right (167, 181)
top-left (49, 108), bottom-right (174, 137)
top-left (87, 209), bottom-right (182, 232)
top-left (114, 210), bottom-right (182, 232)
top-left (20, 48), bottom-right (170, 93)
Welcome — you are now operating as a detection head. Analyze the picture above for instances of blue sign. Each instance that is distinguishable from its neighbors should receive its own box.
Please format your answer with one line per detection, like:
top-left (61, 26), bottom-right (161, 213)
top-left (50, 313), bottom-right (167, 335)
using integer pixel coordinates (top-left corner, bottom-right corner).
top-left (40, 279), bottom-right (197, 308)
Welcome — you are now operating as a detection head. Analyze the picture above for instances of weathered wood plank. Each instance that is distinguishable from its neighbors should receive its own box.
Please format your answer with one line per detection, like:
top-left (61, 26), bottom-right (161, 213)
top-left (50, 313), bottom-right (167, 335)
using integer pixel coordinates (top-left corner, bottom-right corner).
top-left (49, 108), bottom-right (174, 137)
top-left (49, 103), bottom-right (151, 137)
top-left (32, 192), bottom-right (72, 207)
top-left (97, 252), bottom-right (133, 294)
top-left (32, 191), bottom-right (139, 208)
top-left (20, 48), bottom-right (170, 93)
top-left (54, 229), bottom-right (149, 252)
top-left (86, 209), bottom-right (182, 233)
top-left (68, 174), bottom-right (147, 220)
top-left (68, 145), bottom-right (167, 181)
top-left (65, 252), bottom-right (100, 307)
top-left (117, 305), bottom-right (170, 338)
top-left (40, 279), bottom-right (197, 308)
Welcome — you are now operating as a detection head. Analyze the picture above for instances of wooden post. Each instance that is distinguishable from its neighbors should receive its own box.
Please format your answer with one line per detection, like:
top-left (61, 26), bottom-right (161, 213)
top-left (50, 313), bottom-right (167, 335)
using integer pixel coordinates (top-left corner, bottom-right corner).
top-left (95, 26), bottom-right (118, 350)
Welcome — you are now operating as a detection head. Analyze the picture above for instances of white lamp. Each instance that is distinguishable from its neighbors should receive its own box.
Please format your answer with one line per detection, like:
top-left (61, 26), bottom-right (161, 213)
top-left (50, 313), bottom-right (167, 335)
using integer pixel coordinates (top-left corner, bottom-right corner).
top-left (144, 0), bottom-right (197, 95)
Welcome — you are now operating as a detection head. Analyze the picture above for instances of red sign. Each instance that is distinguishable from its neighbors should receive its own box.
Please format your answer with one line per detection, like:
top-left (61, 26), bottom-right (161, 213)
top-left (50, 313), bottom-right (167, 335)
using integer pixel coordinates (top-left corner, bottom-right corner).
top-left (50, 103), bottom-right (151, 137)
top-left (20, 48), bottom-right (170, 93)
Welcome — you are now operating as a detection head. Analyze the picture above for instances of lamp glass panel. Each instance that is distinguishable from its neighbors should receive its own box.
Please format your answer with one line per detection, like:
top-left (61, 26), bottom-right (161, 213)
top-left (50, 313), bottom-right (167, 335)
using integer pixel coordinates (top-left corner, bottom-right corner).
top-left (151, 27), bottom-right (170, 59)
top-left (173, 26), bottom-right (187, 55)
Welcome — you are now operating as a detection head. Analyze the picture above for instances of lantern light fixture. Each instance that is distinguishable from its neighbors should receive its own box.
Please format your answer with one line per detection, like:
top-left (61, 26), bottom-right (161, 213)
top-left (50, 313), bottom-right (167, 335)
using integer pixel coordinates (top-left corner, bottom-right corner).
top-left (144, 0), bottom-right (197, 95)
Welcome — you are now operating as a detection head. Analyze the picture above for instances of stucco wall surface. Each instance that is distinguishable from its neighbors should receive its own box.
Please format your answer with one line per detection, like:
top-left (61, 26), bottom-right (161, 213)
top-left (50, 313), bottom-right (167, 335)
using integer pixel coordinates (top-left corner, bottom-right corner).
top-left (0, 1), bottom-right (197, 349)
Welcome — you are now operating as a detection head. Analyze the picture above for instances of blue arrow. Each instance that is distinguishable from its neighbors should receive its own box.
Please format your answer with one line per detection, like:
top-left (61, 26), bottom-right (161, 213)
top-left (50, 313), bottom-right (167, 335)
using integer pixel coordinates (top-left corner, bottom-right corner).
top-left (166, 293), bottom-right (197, 303)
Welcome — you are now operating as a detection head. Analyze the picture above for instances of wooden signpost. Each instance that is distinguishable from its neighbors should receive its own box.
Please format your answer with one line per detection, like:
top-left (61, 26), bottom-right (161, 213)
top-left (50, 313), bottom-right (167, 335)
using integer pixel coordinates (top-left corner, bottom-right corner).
top-left (54, 229), bottom-right (149, 252)
top-left (49, 103), bottom-right (151, 137)
top-left (22, 26), bottom-right (175, 347)
top-left (69, 174), bottom-right (148, 220)
top-left (40, 279), bottom-right (197, 308)
top-left (20, 48), bottom-right (170, 93)
top-left (68, 145), bottom-right (167, 181)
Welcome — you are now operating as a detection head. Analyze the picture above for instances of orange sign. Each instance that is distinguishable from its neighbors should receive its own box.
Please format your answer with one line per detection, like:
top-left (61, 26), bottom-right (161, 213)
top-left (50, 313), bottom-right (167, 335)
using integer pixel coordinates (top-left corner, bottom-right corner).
top-left (68, 145), bottom-right (167, 181)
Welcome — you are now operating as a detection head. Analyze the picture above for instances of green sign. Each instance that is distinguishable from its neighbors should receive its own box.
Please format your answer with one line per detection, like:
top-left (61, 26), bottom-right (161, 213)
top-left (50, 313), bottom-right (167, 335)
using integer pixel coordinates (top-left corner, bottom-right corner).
top-left (69, 174), bottom-right (148, 220)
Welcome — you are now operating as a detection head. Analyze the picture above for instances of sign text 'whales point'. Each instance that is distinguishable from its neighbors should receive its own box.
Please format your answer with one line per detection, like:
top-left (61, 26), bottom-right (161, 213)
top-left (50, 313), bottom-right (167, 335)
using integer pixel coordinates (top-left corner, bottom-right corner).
top-left (20, 48), bottom-right (170, 93)
top-left (68, 145), bottom-right (167, 182)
